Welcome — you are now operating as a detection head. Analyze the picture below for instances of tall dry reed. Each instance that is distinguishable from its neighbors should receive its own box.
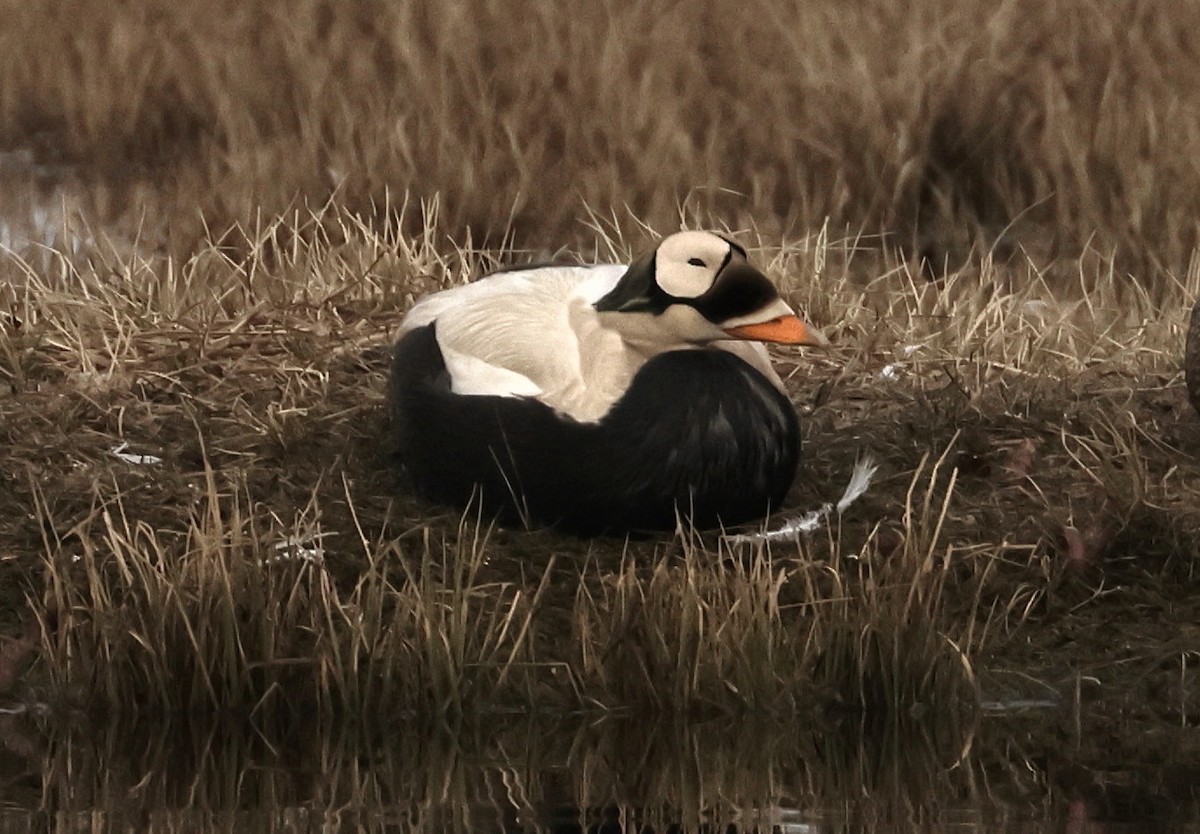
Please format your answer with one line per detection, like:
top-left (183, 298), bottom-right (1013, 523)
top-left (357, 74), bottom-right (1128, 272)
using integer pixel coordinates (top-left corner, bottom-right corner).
top-left (1, 0), bottom-right (1198, 279)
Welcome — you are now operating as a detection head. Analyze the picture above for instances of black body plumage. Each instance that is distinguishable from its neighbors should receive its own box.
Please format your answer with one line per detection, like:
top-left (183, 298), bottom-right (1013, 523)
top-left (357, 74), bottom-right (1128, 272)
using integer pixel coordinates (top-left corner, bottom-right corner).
top-left (388, 323), bottom-right (800, 536)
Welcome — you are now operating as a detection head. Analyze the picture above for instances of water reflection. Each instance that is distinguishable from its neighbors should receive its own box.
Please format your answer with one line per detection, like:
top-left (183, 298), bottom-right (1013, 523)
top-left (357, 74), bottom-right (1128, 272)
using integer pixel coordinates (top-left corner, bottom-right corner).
top-left (0, 709), bottom-right (1198, 832)
top-left (0, 150), bottom-right (88, 259)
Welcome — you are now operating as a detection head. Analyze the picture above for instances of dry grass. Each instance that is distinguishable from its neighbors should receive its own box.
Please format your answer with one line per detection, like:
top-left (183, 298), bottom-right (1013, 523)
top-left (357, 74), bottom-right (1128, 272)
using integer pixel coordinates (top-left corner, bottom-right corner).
top-left (2, 200), bottom-right (1198, 730)
top-left (1, 0), bottom-right (1199, 763)
top-left (2, 0), bottom-right (1200, 277)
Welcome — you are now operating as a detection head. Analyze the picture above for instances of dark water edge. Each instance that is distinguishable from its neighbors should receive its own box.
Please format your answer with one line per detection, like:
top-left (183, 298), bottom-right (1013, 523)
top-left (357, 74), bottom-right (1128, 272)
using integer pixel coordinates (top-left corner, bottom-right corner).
top-left (1, 708), bottom-right (1199, 833)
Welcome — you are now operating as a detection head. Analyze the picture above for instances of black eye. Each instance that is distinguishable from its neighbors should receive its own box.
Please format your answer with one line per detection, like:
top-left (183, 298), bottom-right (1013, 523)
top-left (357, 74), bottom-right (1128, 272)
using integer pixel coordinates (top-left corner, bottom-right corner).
top-left (687, 257), bottom-right (706, 267)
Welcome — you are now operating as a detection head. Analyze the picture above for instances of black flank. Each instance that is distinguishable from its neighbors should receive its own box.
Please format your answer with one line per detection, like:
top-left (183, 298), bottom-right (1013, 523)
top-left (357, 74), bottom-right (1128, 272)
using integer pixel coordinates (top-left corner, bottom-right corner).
top-left (388, 324), bottom-right (800, 536)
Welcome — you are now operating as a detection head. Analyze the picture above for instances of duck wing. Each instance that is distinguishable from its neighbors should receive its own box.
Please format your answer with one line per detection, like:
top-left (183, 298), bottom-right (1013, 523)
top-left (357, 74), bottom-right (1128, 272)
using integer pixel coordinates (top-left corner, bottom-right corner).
top-left (401, 264), bottom-right (632, 419)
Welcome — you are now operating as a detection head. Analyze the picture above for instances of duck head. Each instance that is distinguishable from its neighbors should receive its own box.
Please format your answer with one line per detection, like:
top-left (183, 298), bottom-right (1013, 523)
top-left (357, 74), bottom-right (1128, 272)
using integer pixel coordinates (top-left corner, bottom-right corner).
top-left (594, 230), bottom-right (828, 349)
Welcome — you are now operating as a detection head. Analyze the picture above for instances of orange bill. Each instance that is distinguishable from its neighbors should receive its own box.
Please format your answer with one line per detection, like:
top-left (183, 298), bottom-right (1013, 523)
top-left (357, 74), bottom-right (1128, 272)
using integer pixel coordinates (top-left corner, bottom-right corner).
top-left (723, 314), bottom-right (829, 346)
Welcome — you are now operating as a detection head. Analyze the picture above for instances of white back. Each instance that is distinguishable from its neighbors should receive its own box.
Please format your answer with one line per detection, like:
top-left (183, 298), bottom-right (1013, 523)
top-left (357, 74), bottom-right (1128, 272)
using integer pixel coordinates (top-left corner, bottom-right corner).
top-left (402, 264), bottom-right (642, 422)
top-left (399, 247), bottom-right (786, 423)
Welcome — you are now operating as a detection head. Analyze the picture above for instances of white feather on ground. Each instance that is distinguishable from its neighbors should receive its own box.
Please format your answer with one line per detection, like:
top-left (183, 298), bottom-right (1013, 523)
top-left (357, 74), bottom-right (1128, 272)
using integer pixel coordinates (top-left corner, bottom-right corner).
top-left (724, 455), bottom-right (878, 545)
top-left (110, 440), bottom-right (162, 466)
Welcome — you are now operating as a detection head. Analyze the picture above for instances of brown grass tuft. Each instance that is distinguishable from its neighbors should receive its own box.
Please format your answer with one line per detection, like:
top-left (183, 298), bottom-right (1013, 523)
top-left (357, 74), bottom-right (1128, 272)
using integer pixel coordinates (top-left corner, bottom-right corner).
top-left (2, 0), bottom-right (1200, 277)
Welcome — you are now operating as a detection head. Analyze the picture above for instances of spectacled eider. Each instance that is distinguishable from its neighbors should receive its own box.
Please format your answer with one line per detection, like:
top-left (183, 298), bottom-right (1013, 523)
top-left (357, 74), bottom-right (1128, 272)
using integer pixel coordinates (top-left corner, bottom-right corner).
top-left (387, 230), bottom-right (827, 535)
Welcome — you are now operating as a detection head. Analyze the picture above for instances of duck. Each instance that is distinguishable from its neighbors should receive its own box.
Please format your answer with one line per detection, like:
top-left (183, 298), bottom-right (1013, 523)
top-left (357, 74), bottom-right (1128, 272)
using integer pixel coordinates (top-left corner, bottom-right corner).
top-left (387, 230), bottom-right (827, 536)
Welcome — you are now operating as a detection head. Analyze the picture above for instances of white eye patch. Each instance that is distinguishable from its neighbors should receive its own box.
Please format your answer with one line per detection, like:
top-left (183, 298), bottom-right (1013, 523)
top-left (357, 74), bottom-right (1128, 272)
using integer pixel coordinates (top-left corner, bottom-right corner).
top-left (653, 230), bottom-right (733, 298)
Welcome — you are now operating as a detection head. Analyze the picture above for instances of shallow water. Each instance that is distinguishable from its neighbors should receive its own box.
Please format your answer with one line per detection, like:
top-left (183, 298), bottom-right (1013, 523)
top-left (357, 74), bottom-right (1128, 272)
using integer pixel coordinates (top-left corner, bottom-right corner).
top-left (0, 151), bottom-right (87, 257)
top-left (1, 710), bottom-right (1198, 834)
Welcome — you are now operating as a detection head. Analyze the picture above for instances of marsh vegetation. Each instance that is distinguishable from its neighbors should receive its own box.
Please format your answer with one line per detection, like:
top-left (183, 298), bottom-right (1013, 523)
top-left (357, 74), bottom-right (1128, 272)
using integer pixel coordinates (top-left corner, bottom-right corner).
top-left (1, 0), bottom-right (1199, 821)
